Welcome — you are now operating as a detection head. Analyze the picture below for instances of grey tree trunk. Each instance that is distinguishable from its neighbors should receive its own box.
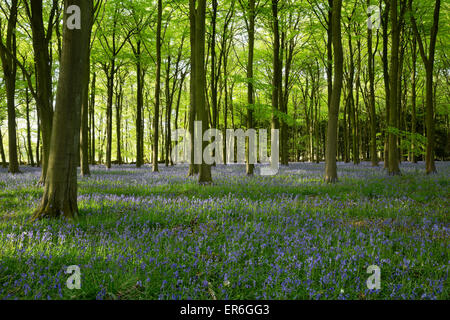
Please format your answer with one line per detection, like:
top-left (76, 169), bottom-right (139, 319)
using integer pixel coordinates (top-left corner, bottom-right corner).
top-left (33, 0), bottom-right (92, 220)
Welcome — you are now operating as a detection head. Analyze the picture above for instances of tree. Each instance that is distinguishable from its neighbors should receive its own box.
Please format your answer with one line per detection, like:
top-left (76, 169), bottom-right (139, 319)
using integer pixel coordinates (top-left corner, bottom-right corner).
top-left (367, 0), bottom-right (378, 166)
top-left (23, 0), bottom-right (61, 182)
top-left (271, 0), bottom-right (281, 138)
top-left (190, 0), bottom-right (212, 184)
top-left (387, 0), bottom-right (406, 176)
top-left (0, 0), bottom-right (20, 174)
top-left (33, 0), bottom-right (93, 220)
top-left (239, 0), bottom-right (257, 175)
top-left (324, 0), bottom-right (343, 183)
top-left (153, 0), bottom-right (162, 172)
top-left (97, 2), bottom-right (134, 169)
top-left (409, 0), bottom-right (441, 174)
top-left (80, 1), bottom-right (102, 176)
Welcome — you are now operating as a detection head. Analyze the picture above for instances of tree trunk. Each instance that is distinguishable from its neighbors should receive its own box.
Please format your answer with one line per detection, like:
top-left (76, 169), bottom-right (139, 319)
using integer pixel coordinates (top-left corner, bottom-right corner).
top-left (410, 0), bottom-right (440, 174)
top-left (25, 84), bottom-right (35, 167)
top-left (135, 40), bottom-right (144, 168)
top-left (0, 127), bottom-right (6, 168)
top-left (382, 1), bottom-right (390, 168)
top-left (388, 0), bottom-right (401, 175)
top-left (271, 0), bottom-right (281, 135)
top-left (115, 76), bottom-right (123, 165)
top-left (367, 3), bottom-right (378, 166)
top-left (246, 0), bottom-right (255, 175)
top-left (165, 54), bottom-right (172, 167)
top-left (90, 71), bottom-right (96, 164)
top-left (411, 35), bottom-right (417, 163)
top-left (33, 0), bottom-right (92, 221)
top-left (190, 0), bottom-right (211, 183)
top-left (0, 0), bottom-right (20, 174)
top-left (81, 55), bottom-right (91, 176)
top-left (153, 0), bottom-right (162, 172)
top-left (26, 0), bottom-right (57, 182)
top-left (325, 0), bottom-right (343, 183)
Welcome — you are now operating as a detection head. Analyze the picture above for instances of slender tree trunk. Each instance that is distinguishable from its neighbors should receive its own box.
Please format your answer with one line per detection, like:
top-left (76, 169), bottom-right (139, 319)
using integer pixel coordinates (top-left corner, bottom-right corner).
top-left (153, 0), bottom-right (162, 172)
top-left (136, 41), bottom-right (144, 168)
top-left (25, 84), bottom-right (35, 167)
top-left (165, 55), bottom-right (172, 167)
top-left (354, 38), bottom-right (361, 165)
top-left (382, 1), bottom-right (390, 168)
top-left (271, 0), bottom-right (281, 134)
top-left (411, 35), bottom-right (417, 163)
top-left (211, 0), bottom-right (218, 131)
top-left (90, 71), bottom-right (96, 164)
top-left (115, 77), bottom-right (123, 165)
top-left (246, 0), bottom-right (256, 175)
top-left (0, 127), bottom-right (6, 168)
top-left (410, 0), bottom-right (440, 174)
top-left (106, 64), bottom-right (114, 169)
top-left (0, 0), bottom-right (20, 174)
top-left (26, 1), bottom-right (56, 182)
top-left (36, 109), bottom-right (41, 167)
top-left (81, 55), bottom-right (92, 176)
top-left (367, 3), bottom-right (378, 166)
top-left (326, 0), bottom-right (333, 112)
top-left (325, 0), bottom-right (343, 183)
top-left (388, 0), bottom-right (401, 175)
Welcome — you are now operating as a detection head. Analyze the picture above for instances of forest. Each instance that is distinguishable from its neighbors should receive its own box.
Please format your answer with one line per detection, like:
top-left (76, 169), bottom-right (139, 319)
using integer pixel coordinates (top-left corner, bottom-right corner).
top-left (0, 0), bottom-right (448, 301)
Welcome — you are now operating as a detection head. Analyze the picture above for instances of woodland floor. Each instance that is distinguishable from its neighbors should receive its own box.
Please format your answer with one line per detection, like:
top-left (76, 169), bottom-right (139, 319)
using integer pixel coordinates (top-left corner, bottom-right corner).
top-left (0, 162), bottom-right (448, 300)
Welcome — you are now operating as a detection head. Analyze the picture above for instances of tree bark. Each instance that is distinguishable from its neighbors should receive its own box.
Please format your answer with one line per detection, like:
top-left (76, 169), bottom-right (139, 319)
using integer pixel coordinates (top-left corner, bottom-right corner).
top-left (81, 56), bottom-right (92, 176)
top-left (24, 1), bottom-right (57, 181)
top-left (33, 0), bottom-right (92, 221)
top-left (135, 40), bottom-right (144, 168)
top-left (25, 83), bottom-right (35, 167)
top-left (410, 0), bottom-right (440, 174)
top-left (367, 1), bottom-right (378, 166)
top-left (153, 0), bottom-right (162, 172)
top-left (190, 0), bottom-right (211, 183)
top-left (271, 0), bottom-right (281, 134)
top-left (0, 127), bottom-right (6, 168)
top-left (410, 35), bottom-right (417, 163)
top-left (0, 0), bottom-right (20, 174)
top-left (387, 0), bottom-right (403, 176)
top-left (90, 71), bottom-right (96, 164)
top-left (325, 0), bottom-right (343, 183)
top-left (382, 0), bottom-right (390, 168)
top-left (245, 0), bottom-right (255, 175)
